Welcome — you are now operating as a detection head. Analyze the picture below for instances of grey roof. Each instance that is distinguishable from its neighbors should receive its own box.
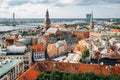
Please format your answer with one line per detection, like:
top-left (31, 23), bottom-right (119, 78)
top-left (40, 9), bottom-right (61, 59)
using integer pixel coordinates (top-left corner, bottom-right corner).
top-left (110, 38), bottom-right (120, 43)
top-left (65, 37), bottom-right (77, 44)
top-left (59, 28), bottom-right (71, 32)
top-left (114, 43), bottom-right (120, 49)
top-left (10, 31), bottom-right (19, 35)
top-left (97, 46), bottom-right (105, 49)
top-left (17, 39), bottom-right (31, 45)
top-left (49, 37), bottom-right (57, 43)
top-left (76, 29), bottom-right (89, 32)
top-left (46, 28), bottom-right (58, 34)
top-left (0, 35), bottom-right (3, 39)
top-left (0, 51), bottom-right (7, 55)
top-left (100, 48), bottom-right (107, 54)
top-left (0, 58), bottom-right (23, 77)
top-left (23, 36), bottom-right (39, 39)
top-left (7, 45), bottom-right (27, 53)
top-left (55, 40), bottom-right (66, 48)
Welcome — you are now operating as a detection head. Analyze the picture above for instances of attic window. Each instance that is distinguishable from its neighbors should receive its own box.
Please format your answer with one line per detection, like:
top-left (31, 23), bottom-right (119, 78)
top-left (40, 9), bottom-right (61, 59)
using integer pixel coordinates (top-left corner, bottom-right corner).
top-left (34, 66), bottom-right (39, 70)
top-left (23, 76), bottom-right (26, 80)
top-left (106, 65), bottom-right (112, 73)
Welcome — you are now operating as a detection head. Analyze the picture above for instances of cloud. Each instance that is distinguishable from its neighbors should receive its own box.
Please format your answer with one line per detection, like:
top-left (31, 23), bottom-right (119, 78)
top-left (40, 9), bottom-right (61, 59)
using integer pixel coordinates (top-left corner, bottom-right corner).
top-left (102, 3), bottom-right (120, 8)
top-left (1, 0), bottom-right (120, 7)
top-left (0, 0), bottom-right (11, 8)
top-left (0, 0), bottom-right (120, 18)
top-left (8, 0), bottom-right (30, 6)
top-left (56, 0), bottom-right (120, 6)
top-left (7, 0), bottom-right (55, 6)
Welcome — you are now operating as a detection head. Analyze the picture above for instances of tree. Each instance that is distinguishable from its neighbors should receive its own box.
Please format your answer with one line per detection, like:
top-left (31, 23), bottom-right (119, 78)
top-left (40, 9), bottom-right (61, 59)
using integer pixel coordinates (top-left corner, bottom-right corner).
top-left (68, 74), bottom-right (75, 80)
top-left (62, 73), bottom-right (68, 80)
top-left (38, 70), bottom-right (120, 80)
top-left (50, 70), bottom-right (62, 80)
top-left (99, 74), bottom-right (108, 80)
top-left (108, 74), bottom-right (120, 80)
top-left (81, 72), bottom-right (98, 80)
top-left (68, 73), bottom-right (81, 80)
top-left (38, 72), bottom-right (50, 80)
top-left (81, 48), bottom-right (90, 60)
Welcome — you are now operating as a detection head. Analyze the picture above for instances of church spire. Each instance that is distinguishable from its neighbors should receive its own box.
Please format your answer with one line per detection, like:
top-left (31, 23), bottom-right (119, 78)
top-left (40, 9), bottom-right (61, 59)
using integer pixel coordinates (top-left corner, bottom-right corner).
top-left (13, 12), bottom-right (16, 26)
top-left (46, 9), bottom-right (49, 19)
top-left (90, 11), bottom-right (93, 23)
top-left (44, 9), bottom-right (51, 30)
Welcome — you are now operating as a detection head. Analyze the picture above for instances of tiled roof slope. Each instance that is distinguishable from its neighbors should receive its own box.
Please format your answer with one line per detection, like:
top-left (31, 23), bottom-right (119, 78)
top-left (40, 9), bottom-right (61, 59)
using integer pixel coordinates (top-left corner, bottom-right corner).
top-left (33, 44), bottom-right (45, 52)
top-left (17, 63), bottom-right (40, 80)
top-left (111, 29), bottom-right (120, 32)
top-left (17, 60), bottom-right (120, 80)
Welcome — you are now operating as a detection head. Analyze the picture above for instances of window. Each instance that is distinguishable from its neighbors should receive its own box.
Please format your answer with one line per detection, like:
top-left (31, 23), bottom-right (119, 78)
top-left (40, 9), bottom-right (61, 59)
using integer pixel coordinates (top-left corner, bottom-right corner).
top-left (24, 57), bottom-right (28, 59)
top-left (25, 66), bottom-right (29, 70)
top-left (24, 61), bottom-right (29, 64)
top-left (3, 77), bottom-right (7, 80)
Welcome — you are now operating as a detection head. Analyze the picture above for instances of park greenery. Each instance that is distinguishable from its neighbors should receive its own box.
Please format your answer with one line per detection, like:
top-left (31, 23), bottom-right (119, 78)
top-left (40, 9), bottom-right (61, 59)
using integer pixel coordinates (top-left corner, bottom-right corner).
top-left (38, 70), bottom-right (120, 80)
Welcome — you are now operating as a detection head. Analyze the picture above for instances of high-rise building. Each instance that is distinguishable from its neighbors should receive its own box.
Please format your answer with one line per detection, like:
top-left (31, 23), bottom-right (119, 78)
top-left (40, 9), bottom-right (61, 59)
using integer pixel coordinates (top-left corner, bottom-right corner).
top-left (88, 11), bottom-right (94, 30)
top-left (44, 9), bottom-right (51, 30)
top-left (86, 14), bottom-right (92, 24)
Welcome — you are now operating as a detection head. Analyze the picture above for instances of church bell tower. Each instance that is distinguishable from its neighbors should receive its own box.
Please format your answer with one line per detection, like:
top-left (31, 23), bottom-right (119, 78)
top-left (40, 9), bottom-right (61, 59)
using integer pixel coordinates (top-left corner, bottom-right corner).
top-left (44, 9), bottom-right (51, 30)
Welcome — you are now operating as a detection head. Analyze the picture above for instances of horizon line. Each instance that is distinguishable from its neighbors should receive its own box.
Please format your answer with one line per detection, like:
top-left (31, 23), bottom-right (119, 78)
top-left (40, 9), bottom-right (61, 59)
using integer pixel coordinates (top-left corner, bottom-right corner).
top-left (0, 17), bottom-right (120, 19)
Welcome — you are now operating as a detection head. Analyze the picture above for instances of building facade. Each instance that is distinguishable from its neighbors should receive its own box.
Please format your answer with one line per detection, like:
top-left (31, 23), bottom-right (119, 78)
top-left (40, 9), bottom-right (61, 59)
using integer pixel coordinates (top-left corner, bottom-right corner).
top-left (47, 40), bottom-right (67, 58)
top-left (86, 14), bottom-right (92, 24)
top-left (0, 58), bottom-right (24, 80)
top-left (0, 52), bottom-right (32, 71)
top-left (88, 12), bottom-right (94, 30)
top-left (33, 44), bottom-right (45, 61)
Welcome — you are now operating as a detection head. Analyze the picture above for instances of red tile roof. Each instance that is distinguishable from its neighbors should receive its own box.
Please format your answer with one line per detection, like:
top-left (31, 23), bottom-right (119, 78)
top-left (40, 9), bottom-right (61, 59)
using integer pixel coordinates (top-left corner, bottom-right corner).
top-left (17, 63), bottom-right (40, 80)
top-left (111, 29), bottom-right (120, 32)
top-left (37, 61), bottom-right (120, 75)
top-left (17, 60), bottom-right (120, 80)
top-left (44, 35), bottom-right (51, 41)
top-left (33, 44), bottom-right (45, 52)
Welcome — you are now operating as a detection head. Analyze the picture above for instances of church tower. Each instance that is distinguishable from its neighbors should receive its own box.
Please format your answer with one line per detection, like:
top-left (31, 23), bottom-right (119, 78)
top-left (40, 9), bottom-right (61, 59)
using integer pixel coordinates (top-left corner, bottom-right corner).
top-left (13, 12), bottom-right (16, 26)
top-left (89, 11), bottom-right (94, 30)
top-left (44, 9), bottom-right (51, 30)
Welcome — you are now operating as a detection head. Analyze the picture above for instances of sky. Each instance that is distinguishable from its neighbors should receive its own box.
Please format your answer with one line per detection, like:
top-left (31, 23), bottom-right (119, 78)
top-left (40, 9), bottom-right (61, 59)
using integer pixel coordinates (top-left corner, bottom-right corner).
top-left (0, 0), bottom-right (120, 18)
